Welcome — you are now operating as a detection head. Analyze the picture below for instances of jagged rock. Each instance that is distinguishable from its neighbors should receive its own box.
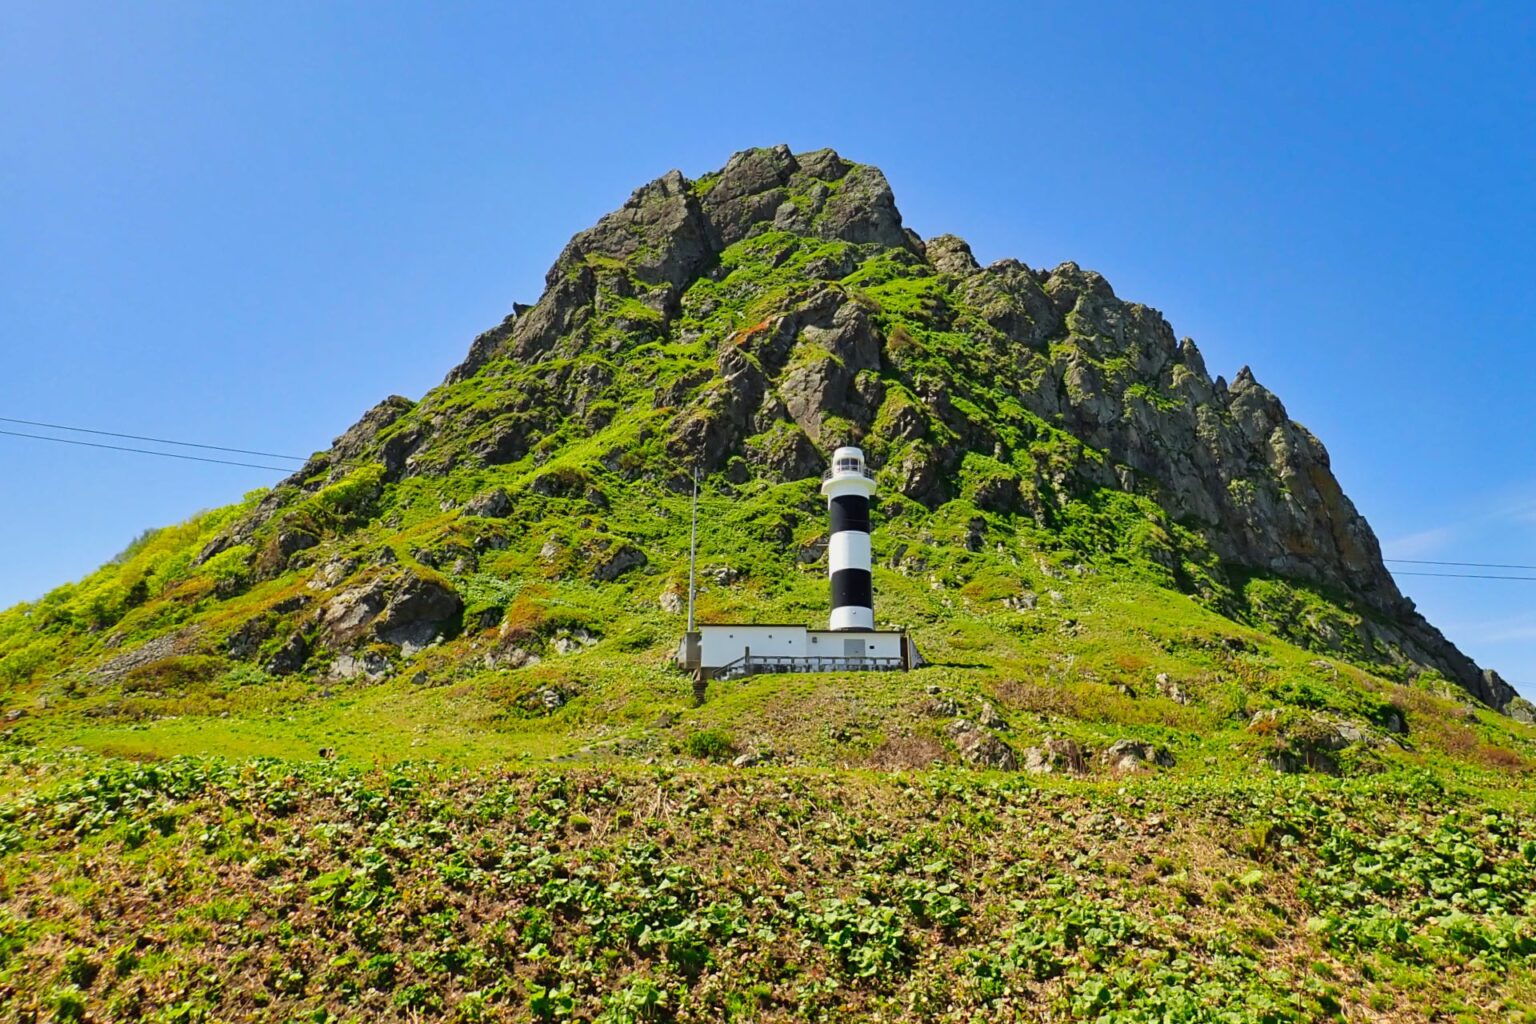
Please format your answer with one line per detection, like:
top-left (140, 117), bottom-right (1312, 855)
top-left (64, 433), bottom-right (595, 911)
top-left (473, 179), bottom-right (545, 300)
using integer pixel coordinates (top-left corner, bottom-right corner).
top-left (308, 557), bottom-right (359, 591)
top-left (1259, 713), bottom-right (1384, 774)
top-left (659, 590), bottom-right (684, 614)
top-left (947, 719), bottom-right (1017, 770)
top-left (893, 444), bottom-right (946, 506)
top-left (318, 581), bottom-right (389, 646)
top-left (225, 616), bottom-right (274, 659)
top-left (1020, 739), bottom-right (1087, 775)
top-left (264, 633), bottom-right (309, 676)
top-left (318, 570), bottom-right (462, 652)
top-left (1508, 697), bottom-right (1536, 725)
top-left (377, 575), bottom-right (461, 649)
top-left (926, 234), bottom-right (981, 275)
top-left (731, 752), bottom-right (761, 768)
top-left (1101, 739), bottom-right (1175, 772)
top-left (1266, 750), bottom-right (1306, 774)
top-left (464, 488), bottom-right (512, 518)
top-left (261, 529), bottom-right (319, 575)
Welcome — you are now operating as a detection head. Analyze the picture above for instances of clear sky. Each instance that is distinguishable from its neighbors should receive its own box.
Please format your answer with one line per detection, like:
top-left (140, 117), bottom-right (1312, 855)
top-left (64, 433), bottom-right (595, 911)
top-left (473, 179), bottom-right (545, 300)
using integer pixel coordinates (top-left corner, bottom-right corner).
top-left (3, 2), bottom-right (1533, 697)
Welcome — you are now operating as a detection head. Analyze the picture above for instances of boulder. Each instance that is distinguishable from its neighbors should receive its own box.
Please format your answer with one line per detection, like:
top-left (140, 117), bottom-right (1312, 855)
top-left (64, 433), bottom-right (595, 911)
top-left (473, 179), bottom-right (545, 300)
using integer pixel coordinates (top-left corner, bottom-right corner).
top-left (376, 574), bottom-right (461, 650)
top-left (331, 650), bottom-right (391, 682)
top-left (1020, 738), bottom-right (1087, 775)
top-left (551, 630), bottom-right (597, 655)
top-left (590, 542), bottom-right (647, 582)
top-left (1100, 739), bottom-right (1175, 772)
top-left (464, 488), bottom-right (512, 518)
top-left (484, 645), bottom-right (540, 670)
top-left (947, 719), bottom-right (1017, 771)
top-left (318, 570), bottom-right (462, 652)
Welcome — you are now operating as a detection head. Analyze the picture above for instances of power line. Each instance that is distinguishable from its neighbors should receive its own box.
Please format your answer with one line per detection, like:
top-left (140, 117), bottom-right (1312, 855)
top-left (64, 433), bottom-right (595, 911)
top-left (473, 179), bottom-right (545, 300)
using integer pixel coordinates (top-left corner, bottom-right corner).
top-left (1391, 570), bottom-right (1536, 581)
top-left (1386, 557), bottom-right (1536, 571)
top-left (0, 428), bottom-right (295, 472)
top-left (0, 415), bottom-right (311, 462)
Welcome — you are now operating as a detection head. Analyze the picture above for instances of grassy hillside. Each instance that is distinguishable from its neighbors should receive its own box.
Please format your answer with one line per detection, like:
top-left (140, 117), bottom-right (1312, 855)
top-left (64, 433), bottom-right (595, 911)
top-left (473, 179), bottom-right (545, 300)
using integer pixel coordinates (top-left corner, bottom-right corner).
top-left (1, 146), bottom-right (1533, 1020)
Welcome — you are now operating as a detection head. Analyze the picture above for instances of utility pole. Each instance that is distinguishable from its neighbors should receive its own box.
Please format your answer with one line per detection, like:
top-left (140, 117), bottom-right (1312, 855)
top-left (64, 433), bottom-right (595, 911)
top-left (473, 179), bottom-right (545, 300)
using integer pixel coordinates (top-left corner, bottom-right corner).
top-left (687, 466), bottom-right (699, 633)
top-left (687, 466), bottom-right (706, 706)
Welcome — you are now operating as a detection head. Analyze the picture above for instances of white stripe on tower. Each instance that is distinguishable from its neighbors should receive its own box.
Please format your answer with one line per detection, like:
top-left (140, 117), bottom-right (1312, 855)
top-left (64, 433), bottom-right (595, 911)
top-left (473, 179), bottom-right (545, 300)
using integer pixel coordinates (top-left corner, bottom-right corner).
top-left (820, 445), bottom-right (877, 632)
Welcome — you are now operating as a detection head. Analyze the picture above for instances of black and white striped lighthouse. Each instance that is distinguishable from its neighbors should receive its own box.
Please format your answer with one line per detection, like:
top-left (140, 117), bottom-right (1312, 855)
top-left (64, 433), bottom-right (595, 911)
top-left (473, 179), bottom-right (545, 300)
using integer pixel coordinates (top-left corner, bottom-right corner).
top-left (820, 446), bottom-right (877, 631)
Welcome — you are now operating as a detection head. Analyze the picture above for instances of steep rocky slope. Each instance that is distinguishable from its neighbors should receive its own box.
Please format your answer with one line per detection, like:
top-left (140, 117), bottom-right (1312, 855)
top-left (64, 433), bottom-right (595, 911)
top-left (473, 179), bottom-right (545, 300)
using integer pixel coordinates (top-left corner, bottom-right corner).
top-left (118, 143), bottom-right (1512, 712)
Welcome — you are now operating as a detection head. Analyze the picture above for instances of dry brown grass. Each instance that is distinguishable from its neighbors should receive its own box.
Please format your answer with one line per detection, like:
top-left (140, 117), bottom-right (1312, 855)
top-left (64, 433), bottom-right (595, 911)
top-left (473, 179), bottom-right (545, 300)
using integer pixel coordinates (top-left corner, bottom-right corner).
top-left (864, 734), bottom-right (946, 771)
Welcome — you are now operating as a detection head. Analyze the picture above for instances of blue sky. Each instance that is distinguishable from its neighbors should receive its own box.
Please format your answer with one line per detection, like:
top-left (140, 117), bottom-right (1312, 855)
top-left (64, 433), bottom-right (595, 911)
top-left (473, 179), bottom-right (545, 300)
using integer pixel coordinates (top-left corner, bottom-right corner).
top-left (2, 2), bottom-right (1533, 696)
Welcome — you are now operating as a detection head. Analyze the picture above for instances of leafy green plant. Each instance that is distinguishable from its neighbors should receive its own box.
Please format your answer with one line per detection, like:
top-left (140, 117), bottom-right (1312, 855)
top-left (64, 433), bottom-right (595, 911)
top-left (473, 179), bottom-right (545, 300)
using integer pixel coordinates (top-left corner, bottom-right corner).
top-left (682, 729), bottom-right (736, 762)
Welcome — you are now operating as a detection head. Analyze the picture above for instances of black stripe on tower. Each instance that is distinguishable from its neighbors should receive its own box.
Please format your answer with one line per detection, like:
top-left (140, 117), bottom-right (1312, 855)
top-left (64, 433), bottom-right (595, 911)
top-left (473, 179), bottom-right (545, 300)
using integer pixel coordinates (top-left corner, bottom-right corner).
top-left (830, 568), bottom-right (873, 609)
top-left (829, 495), bottom-right (870, 535)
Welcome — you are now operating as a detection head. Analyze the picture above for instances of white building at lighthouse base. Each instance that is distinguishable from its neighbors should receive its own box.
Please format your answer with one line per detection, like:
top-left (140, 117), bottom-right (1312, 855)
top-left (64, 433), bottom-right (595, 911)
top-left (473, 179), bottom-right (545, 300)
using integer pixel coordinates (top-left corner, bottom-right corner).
top-left (676, 623), bottom-right (920, 680)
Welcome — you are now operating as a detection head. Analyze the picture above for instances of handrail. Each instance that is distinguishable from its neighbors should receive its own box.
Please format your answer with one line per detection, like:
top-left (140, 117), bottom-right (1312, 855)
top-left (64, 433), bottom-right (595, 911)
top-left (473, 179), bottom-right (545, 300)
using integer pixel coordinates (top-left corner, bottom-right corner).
top-left (713, 653), bottom-right (903, 680)
top-left (821, 465), bottom-right (877, 481)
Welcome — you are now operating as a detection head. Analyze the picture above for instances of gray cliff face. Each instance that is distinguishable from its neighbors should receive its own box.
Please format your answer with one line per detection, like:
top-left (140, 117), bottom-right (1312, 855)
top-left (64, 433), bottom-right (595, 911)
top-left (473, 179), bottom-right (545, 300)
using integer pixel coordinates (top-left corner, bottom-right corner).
top-left (247, 146), bottom-right (1511, 710)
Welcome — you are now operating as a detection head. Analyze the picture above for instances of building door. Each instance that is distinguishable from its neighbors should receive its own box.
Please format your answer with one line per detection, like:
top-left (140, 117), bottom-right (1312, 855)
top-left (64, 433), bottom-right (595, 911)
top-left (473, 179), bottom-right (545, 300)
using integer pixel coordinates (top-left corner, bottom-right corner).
top-left (844, 638), bottom-right (865, 658)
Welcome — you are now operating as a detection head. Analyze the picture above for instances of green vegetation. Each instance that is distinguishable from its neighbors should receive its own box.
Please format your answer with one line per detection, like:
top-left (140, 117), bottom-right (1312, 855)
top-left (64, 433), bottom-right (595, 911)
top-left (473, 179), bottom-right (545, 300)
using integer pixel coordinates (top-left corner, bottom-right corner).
top-left (0, 149), bottom-right (1531, 1019)
top-left (0, 755), bottom-right (1531, 1022)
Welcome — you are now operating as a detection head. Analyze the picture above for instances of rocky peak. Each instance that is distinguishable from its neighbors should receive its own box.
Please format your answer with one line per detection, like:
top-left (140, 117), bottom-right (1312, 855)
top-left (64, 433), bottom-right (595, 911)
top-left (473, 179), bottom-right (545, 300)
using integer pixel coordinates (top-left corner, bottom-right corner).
top-left (489, 146), bottom-right (916, 367)
top-left (211, 144), bottom-right (1512, 712)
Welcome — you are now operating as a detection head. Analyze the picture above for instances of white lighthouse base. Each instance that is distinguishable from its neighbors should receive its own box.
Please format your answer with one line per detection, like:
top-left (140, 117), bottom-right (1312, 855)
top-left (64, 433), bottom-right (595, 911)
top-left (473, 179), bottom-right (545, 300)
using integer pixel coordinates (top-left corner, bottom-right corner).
top-left (829, 606), bottom-right (874, 631)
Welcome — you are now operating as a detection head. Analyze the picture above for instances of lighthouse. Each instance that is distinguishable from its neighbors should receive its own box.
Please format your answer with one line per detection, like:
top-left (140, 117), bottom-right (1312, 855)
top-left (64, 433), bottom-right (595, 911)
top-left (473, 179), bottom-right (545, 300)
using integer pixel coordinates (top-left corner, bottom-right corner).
top-left (675, 444), bottom-right (923, 680)
top-left (820, 446), bottom-right (877, 631)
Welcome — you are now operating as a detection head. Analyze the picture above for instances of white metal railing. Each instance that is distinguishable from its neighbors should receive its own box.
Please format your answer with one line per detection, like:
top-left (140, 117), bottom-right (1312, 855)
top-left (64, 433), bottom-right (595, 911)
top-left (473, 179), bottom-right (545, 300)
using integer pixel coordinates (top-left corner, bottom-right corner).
top-left (715, 653), bottom-right (903, 680)
top-left (822, 462), bottom-right (876, 481)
